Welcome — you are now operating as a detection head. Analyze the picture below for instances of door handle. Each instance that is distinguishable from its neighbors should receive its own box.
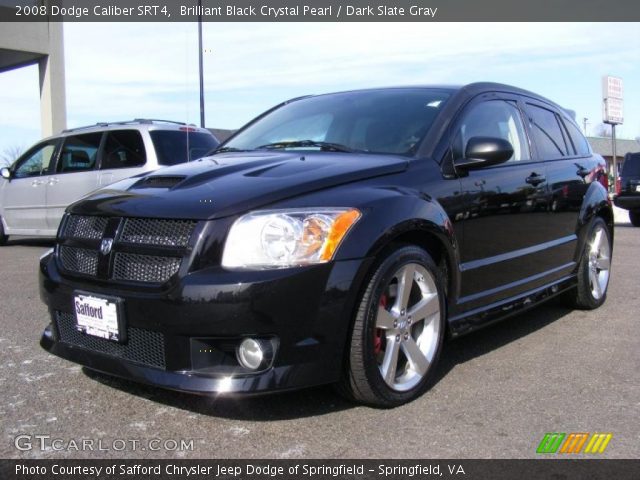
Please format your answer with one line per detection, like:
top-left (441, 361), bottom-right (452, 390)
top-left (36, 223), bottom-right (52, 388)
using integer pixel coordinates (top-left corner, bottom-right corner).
top-left (48, 177), bottom-right (59, 185)
top-left (31, 179), bottom-right (44, 187)
top-left (525, 173), bottom-right (546, 186)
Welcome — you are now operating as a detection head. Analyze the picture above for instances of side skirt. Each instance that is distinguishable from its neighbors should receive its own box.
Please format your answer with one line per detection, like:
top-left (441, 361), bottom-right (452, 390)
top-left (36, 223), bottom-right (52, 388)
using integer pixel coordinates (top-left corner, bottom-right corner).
top-left (447, 275), bottom-right (577, 338)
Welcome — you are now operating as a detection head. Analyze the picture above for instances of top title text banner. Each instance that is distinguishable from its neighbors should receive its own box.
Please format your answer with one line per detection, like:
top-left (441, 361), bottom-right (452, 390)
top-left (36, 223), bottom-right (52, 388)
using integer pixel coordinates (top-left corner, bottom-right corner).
top-left (1, 0), bottom-right (639, 22)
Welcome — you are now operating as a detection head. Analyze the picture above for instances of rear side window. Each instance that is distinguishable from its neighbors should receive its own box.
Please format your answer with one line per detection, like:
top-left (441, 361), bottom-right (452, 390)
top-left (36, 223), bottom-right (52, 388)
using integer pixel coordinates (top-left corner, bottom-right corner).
top-left (622, 153), bottom-right (640, 176)
top-left (102, 130), bottom-right (146, 170)
top-left (150, 131), bottom-right (219, 166)
top-left (58, 133), bottom-right (102, 173)
top-left (527, 104), bottom-right (568, 159)
top-left (563, 119), bottom-right (591, 156)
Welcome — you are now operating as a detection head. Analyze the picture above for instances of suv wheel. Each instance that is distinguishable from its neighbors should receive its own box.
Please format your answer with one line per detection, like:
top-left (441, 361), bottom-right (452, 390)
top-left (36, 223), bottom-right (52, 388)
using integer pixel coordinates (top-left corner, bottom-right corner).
top-left (629, 210), bottom-right (640, 227)
top-left (0, 218), bottom-right (7, 246)
top-left (566, 217), bottom-right (611, 310)
top-left (340, 245), bottom-right (445, 407)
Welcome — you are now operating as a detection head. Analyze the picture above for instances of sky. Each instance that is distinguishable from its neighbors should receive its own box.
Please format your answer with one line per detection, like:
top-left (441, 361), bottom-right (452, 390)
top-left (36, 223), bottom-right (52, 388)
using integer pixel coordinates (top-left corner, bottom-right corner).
top-left (1, 22), bottom-right (639, 161)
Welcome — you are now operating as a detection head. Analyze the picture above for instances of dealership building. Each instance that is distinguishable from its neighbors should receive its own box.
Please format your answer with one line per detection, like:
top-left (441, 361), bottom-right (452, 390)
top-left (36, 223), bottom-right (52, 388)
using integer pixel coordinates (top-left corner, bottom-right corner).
top-left (587, 136), bottom-right (640, 173)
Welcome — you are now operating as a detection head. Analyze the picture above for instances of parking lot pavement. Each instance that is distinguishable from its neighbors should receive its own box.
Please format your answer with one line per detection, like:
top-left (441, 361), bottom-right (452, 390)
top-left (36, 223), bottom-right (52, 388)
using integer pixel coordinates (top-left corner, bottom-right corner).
top-left (1, 226), bottom-right (638, 460)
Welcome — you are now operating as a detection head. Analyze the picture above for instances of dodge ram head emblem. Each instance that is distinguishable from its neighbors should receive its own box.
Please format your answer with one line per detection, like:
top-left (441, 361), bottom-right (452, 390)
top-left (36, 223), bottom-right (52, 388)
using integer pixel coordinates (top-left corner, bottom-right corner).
top-left (100, 238), bottom-right (114, 255)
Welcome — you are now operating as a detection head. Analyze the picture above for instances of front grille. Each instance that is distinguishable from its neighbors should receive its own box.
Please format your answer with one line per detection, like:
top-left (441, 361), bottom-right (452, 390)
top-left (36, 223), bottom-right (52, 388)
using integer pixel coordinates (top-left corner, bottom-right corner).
top-left (59, 246), bottom-right (99, 276)
top-left (62, 215), bottom-right (108, 240)
top-left (55, 311), bottom-right (166, 369)
top-left (58, 215), bottom-right (196, 285)
top-left (120, 218), bottom-right (195, 247)
top-left (113, 252), bottom-right (182, 283)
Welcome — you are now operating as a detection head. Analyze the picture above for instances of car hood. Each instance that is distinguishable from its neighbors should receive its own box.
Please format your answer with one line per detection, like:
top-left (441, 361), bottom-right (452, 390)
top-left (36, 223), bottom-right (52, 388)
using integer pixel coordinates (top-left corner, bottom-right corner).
top-left (69, 151), bottom-right (409, 220)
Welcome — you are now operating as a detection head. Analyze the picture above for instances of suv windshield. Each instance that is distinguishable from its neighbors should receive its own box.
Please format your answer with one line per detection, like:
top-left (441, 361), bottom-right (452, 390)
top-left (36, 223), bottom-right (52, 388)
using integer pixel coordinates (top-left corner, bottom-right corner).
top-left (223, 89), bottom-right (451, 155)
top-left (150, 131), bottom-right (219, 166)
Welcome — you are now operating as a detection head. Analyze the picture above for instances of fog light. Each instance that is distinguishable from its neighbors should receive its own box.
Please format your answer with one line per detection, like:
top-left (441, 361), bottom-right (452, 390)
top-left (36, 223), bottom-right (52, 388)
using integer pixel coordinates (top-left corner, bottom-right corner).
top-left (237, 338), bottom-right (266, 370)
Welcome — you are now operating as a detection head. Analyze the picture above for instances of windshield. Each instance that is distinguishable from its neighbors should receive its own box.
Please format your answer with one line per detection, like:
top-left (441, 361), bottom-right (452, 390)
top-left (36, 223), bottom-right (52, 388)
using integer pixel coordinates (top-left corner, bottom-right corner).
top-left (150, 131), bottom-right (219, 166)
top-left (223, 89), bottom-right (451, 155)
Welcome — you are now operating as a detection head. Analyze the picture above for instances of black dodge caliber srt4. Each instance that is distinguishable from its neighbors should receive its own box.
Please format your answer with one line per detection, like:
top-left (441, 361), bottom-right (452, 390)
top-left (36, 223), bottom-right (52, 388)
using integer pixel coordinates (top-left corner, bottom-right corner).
top-left (40, 83), bottom-right (613, 407)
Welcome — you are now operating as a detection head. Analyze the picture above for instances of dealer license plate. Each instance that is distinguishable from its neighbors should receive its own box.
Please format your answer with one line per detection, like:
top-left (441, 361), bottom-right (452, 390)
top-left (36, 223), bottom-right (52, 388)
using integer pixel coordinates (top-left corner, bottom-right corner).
top-left (74, 294), bottom-right (121, 341)
top-left (636, 185), bottom-right (640, 192)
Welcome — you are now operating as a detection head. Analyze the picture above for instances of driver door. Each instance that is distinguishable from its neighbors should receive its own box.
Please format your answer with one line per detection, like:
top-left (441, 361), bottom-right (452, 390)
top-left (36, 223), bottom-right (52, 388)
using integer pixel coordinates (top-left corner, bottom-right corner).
top-left (454, 95), bottom-right (551, 309)
top-left (1, 140), bottom-right (59, 233)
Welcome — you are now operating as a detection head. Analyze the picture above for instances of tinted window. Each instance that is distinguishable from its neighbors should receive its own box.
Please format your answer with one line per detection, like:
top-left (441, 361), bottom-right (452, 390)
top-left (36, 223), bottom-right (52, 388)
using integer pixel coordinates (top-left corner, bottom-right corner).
top-left (58, 133), bottom-right (102, 173)
top-left (563, 120), bottom-right (591, 156)
top-left (224, 89), bottom-right (451, 155)
top-left (453, 100), bottom-right (530, 162)
top-left (102, 130), bottom-right (146, 170)
top-left (528, 104), bottom-right (568, 159)
top-left (150, 131), bottom-right (219, 166)
top-left (622, 153), bottom-right (640, 176)
top-left (13, 142), bottom-right (57, 178)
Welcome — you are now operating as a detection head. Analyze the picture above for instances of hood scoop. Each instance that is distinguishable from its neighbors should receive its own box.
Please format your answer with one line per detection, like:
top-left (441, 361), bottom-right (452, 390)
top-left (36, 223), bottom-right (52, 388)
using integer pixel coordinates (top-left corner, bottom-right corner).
top-left (132, 176), bottom-right (186, 189)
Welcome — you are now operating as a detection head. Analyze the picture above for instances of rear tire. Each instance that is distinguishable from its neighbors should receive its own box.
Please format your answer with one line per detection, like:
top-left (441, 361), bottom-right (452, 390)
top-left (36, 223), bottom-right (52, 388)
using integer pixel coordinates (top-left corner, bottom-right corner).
top-left (0, 219), bottom-right (7, 246)
top-left (565, 217), bottom-right (612, 310)
top-left (629, 210), bottom-right (640, 227)
top-left (339, 245), bottom-right (446, 407)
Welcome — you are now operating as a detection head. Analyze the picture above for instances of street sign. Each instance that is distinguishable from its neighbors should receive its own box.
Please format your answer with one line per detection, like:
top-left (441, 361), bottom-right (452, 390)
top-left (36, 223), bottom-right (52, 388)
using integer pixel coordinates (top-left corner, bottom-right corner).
top-left (602, 76), bottom-right (623, 125)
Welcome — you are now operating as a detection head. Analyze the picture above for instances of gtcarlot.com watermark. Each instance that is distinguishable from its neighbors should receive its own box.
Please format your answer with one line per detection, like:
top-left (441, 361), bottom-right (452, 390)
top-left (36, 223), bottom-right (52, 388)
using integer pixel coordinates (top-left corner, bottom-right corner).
top-left (14, 434), bottom-right (195, 452)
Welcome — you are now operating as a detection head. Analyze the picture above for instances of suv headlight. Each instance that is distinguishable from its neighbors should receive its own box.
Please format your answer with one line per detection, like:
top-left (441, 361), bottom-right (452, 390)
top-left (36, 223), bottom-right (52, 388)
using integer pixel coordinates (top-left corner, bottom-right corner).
top-left (222, 208), bottom-right (361, 269)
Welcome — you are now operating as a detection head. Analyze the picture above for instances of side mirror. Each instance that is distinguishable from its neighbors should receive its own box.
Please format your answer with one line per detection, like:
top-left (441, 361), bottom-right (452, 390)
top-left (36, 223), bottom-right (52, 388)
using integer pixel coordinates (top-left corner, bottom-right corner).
top-left (0, 167), bottom-right (11, 180)
top-left (454, 136), bottom-right (514, 170)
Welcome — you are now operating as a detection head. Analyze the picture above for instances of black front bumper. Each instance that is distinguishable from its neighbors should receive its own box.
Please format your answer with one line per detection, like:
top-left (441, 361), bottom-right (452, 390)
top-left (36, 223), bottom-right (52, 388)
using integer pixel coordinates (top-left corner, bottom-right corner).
top-left (39, 253), bottom-right (370, 394)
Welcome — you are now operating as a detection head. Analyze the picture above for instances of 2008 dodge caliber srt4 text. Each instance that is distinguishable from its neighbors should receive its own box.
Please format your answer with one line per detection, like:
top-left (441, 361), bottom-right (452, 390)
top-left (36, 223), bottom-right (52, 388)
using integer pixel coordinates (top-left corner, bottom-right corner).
top-left (40, 83), bottom-right (613, 407)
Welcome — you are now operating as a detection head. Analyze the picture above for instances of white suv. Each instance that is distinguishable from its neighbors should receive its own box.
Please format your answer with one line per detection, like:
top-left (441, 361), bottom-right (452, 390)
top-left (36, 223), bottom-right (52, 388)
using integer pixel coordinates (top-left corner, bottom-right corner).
top-left (0, 119), bottom-right (218, 243)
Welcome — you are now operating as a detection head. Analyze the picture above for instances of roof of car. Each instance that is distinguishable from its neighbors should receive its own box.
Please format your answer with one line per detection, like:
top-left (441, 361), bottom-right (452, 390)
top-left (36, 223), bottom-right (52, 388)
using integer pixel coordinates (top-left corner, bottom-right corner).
top-left (50, 119), bottom-right (212, 139)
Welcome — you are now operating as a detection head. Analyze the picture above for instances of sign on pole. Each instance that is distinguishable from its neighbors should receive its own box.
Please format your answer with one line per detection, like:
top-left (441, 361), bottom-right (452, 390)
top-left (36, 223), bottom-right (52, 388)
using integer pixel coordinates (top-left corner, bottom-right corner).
top-left (602, 76), bottom-right (623, 125)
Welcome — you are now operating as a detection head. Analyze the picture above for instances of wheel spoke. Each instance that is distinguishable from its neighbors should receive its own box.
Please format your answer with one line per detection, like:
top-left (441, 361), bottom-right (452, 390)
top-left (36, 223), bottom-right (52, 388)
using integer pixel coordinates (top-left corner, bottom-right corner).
top-left (591, 270), bottom-right (602, 299)
top-left (376, 307), bottom-right (397, 330)
top-left (381, 338), bottom-right (400, 384)
top-left (395, 264), bottom-right (415, 311)
top-left (407, 293), bottom-right (439, 322)
top-left (591, 228), bottom-right (603, 254)
top-left (595, 256), bottom-right (610, 271)
top-left (402, 338), bottom-right (430, 376)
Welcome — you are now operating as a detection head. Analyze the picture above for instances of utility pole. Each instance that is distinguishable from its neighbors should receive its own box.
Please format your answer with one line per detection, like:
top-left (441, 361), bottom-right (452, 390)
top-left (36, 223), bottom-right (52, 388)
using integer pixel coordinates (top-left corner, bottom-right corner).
top-left (582, 117), bottom-right (589, 135)
top-left (198, 0), bottom-right (205, 128)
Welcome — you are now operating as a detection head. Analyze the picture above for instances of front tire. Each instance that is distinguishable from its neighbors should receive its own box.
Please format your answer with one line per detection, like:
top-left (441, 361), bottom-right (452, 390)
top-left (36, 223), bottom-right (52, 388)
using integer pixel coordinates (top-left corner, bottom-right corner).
top-left (566, 217), bottom-right (612, 310)
top-left (340, 245), bottom-right (446, 407)
top-left (629, 210), bottom-right (640, 227)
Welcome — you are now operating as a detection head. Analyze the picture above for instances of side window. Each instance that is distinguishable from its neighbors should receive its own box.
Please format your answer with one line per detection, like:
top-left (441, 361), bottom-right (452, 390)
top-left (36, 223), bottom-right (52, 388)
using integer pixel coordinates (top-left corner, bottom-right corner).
top-left (453, 100), bottom-right (530, 162)
top-left (58, 133), bottom-right (102, 173)
top-left (527, 104), bottom-right (569, 159)
top-left (13, 142), bottom-right (57, 178)
top-left (563, 119), bottom-right (591, 156)
top-left (102, 130), bottom-right (146, 170)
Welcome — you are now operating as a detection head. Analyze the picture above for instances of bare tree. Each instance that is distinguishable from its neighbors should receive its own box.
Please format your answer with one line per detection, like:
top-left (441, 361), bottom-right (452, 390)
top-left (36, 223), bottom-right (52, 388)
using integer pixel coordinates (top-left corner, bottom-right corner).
top-left (594, 123), bottom-right (612, 137)
top-left (0, 145), bottom-right (25, 167)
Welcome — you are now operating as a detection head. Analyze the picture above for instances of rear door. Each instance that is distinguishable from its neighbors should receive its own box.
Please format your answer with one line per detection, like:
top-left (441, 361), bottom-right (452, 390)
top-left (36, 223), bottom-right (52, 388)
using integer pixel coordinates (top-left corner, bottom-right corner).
top-left (1, 139), bottom-right (58, 232)
top-left (46, 132), bottom-right (103, 230)
top-left (524, 101), bottom-right (602, 254)
top-left (98, 129), bottom-right (148, 187)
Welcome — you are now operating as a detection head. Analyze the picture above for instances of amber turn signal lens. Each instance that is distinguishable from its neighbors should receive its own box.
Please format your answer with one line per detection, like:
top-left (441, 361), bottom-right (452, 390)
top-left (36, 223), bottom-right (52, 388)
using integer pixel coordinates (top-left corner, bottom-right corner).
top-left (320, 209), bottom-right (361, 261)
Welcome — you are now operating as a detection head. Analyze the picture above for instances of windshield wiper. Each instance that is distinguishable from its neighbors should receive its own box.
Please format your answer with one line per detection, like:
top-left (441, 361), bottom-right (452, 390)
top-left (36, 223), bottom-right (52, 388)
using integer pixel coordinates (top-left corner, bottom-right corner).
top-left (210, 146), bottom-right (249, 155)
top-left (256, 140), bottom-right (357, 153)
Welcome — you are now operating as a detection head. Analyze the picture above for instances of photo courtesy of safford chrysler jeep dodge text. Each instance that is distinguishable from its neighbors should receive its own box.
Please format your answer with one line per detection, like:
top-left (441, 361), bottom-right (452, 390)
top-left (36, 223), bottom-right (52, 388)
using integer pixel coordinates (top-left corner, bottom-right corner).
top-left (39, 83), bottom-right (612, 407)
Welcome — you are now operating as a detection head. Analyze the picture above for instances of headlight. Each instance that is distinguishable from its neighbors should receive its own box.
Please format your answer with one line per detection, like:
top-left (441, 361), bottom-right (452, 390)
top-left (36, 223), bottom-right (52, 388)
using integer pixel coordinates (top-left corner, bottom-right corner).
top-left (222, 208), bottom-right (361, 269)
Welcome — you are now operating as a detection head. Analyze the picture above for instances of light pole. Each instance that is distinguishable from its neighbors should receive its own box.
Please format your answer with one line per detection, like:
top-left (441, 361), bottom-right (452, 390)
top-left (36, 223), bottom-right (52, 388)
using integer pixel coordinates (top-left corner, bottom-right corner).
top-left (198, 0), bottom-right (205, 128)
